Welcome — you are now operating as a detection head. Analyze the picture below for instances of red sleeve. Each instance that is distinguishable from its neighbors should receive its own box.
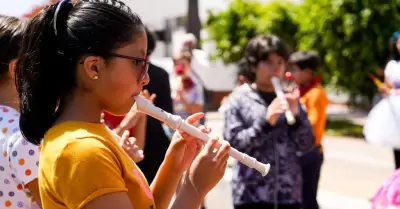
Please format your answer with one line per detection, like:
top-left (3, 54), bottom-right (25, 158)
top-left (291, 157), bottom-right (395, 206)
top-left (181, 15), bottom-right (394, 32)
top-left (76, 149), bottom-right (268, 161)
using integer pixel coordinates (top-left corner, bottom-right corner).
top-left (103, 111), bottom-right (135, 137)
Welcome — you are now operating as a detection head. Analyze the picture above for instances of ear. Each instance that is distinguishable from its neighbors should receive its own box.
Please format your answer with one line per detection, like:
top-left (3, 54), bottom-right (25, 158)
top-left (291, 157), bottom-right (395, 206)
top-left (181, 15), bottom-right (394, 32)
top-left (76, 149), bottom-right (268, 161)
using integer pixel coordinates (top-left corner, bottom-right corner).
top-left (8, 59), bottom-right (17, 80)
top-left (82, 56), bottom-right (105, 80)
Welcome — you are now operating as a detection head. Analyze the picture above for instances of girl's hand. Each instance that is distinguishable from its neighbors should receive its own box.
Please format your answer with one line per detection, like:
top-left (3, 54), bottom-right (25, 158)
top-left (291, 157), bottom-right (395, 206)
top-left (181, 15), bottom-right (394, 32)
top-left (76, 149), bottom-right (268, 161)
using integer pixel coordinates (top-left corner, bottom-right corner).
top-left (141, 89), bottom-right (156, 104)
top-left (120, 130), bottom-right (144, 163)
top-left (181, 137), bottom-right (231, 199)
top-left (163, 113), bottom-right (208, 174)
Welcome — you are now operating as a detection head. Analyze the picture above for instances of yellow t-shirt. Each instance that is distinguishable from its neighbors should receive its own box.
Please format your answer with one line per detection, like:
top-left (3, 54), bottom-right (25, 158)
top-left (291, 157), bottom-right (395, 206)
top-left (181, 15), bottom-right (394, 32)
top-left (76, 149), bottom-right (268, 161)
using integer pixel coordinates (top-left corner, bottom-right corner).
top-left (39, 121), bottom-right (155, 209)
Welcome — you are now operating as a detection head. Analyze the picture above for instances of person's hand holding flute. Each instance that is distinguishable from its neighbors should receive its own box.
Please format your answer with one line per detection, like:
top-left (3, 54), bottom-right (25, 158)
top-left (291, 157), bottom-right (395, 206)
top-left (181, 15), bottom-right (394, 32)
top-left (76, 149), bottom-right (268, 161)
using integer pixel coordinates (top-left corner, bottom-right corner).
top-left (134, 95), bottom-right (271, 176)
top-left (269, 76), bottom-right (298, 126)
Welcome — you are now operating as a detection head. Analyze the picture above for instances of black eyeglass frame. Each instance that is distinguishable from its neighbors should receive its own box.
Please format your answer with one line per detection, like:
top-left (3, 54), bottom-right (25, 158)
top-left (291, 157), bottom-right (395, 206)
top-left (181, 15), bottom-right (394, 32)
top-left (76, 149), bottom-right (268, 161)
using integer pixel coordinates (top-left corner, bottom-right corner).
top-left (77, 53), bottom-right (149, 80)
top-left (108, 53), bottom-right (149, 80)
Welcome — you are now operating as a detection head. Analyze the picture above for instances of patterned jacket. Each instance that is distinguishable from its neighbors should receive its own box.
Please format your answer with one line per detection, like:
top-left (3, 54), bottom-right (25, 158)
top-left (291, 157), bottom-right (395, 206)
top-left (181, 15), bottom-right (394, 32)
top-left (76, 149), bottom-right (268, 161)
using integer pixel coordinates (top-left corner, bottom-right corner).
top-left (223, 84), bottom-right (314, 205)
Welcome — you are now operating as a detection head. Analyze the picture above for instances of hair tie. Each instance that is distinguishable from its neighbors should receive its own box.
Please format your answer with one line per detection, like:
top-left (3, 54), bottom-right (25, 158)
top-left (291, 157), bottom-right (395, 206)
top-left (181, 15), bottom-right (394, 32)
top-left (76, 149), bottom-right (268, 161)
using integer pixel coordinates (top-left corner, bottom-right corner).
top-left (53, 0), bottom-right (72, 36)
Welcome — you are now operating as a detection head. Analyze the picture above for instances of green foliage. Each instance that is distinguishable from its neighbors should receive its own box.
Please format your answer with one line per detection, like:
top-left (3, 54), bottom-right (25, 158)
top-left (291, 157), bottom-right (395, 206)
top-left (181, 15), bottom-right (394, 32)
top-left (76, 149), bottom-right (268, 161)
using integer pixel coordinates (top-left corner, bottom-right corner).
top-left (205, 0), bottom-right (298, 63)
top-left (204, 0), bottom-right (400, 106)
top-left (206, 0), bottom-right (262, 63)
top-left (256, 1), bottom-right (299, 50)
top-left (296, 0), bottom-right (400, 105)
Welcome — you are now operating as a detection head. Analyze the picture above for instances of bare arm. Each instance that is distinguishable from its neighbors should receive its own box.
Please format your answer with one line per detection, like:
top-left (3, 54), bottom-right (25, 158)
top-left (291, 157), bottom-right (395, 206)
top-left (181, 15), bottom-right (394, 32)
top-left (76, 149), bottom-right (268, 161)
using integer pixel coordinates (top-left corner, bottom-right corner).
top-left (81, 181), bottom-right (202, 209)
top-left (170, 184), bottom-right (202, 209)
top-left (25, 179), bottom-right (42, 208)
top-left (82, 192), bottom-right (133, 209)
top-left (150, 162), bottom-right (182, 209)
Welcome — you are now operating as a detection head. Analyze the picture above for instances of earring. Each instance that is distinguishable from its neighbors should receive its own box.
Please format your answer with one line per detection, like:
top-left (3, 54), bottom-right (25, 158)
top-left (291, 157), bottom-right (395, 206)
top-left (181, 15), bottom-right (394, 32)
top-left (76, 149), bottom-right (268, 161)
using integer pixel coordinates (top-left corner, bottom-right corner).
top-left (93, 75), bottom-right (99, 80)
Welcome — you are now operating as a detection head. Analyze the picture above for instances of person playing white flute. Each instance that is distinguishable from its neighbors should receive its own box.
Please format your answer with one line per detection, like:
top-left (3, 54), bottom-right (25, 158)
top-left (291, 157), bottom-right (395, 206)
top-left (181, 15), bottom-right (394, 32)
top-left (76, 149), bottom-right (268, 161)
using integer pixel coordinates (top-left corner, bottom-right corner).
top-left (222, 35), bottom-right (314, 209)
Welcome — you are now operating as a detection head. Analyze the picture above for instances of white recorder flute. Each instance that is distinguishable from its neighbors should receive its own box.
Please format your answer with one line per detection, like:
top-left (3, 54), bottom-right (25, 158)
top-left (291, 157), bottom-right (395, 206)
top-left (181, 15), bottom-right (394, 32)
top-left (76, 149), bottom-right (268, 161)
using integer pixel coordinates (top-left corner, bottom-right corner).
top-left (270, 76), bottom-right (296, 125)
top-left (134, 96), bottom-right (271, 176)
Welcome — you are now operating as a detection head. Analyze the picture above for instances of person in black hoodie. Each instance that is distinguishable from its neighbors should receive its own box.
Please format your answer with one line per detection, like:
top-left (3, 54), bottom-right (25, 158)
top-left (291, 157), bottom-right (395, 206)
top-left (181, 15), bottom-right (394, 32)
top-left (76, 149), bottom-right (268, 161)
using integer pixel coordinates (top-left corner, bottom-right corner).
top-left (137, 26), bottom-right (174, 184)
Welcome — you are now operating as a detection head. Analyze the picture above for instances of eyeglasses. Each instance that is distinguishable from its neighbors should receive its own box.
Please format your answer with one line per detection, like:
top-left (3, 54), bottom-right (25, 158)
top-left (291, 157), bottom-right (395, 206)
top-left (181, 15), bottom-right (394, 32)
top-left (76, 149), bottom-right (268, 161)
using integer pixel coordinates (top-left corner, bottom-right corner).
top-left (108, 53), bottom-right (149, 80)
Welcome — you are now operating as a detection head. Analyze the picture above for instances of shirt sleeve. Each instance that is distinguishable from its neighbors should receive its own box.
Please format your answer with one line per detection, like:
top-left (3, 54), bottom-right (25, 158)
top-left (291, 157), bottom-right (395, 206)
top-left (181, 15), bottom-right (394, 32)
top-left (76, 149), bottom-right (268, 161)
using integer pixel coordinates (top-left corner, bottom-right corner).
top-left (10, 133), bottom-right (39, 185)
top-left (54, 138), bottom-right (128, 209)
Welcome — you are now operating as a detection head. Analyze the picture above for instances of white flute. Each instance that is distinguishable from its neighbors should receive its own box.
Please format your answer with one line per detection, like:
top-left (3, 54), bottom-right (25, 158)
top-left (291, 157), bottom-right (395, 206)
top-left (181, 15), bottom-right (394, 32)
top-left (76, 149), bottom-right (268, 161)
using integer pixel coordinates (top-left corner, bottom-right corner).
top-left (270, 76), bottom-right (296, 125)
top-left (134, 96), bottom-right (271, 176)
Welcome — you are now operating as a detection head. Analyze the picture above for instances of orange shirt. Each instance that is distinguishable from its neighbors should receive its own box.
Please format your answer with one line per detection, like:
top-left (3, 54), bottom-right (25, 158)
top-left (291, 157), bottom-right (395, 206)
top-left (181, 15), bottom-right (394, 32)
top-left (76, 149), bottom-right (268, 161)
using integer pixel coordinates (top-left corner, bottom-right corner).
top-left (39, 121), bottom-right (155, 209)
top-left (300, 84), bottom-right (328, 148)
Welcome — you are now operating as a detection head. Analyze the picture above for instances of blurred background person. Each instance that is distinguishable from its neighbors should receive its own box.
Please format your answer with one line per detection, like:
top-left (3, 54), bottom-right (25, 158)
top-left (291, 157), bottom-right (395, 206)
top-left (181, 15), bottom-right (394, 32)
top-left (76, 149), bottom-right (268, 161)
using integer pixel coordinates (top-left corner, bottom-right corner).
top-left (180, 33), bottom-right (208, 125)
top-left (381, 32), bottom-right (400, 169)
top-left (223, 35), bottom-right (314, 209)
top-left (170, 51), bottom-right (204, 121)
top-left (289, 51), bottom-right (328, 209)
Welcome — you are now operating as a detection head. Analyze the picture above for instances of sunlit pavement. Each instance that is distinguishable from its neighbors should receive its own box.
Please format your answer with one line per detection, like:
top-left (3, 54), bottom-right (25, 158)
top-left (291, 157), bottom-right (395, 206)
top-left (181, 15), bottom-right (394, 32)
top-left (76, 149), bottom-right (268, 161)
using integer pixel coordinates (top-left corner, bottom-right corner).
top-left (203, 111), bottom-right (393, 209)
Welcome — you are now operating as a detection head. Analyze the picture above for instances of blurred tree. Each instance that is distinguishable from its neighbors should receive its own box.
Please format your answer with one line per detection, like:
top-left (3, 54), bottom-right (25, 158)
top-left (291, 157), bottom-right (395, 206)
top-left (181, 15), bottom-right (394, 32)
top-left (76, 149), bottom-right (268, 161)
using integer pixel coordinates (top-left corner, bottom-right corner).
top-left (205, 0), bottom-right (263, 63)
top-left (205, 0), bottom-right (400, 107)
top-left (256, 1), bottom-right (299, 51)
top-left (205, 0), bottom-right (298, 63)
top-left (296, 0), bottom-right (400, 106)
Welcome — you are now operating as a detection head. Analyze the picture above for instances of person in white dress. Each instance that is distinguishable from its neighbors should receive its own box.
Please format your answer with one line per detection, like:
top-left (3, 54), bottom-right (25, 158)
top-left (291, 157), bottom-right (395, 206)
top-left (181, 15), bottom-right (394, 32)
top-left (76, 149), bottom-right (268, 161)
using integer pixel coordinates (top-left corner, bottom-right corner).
top-left (364, 32), bottom-right (400, 168)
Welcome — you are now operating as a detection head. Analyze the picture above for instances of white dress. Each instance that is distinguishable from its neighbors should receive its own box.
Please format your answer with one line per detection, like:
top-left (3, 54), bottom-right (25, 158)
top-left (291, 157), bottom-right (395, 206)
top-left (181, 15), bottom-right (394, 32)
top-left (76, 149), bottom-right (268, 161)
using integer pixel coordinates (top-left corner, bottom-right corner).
top-left (364, 60), bottom-right (400, 148)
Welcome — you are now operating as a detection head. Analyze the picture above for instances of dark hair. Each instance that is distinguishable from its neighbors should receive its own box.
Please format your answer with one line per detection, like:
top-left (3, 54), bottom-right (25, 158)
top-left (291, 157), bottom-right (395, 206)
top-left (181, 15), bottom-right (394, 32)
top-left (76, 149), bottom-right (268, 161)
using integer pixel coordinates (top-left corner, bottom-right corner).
top-left (15, 0), bottom-right (144, 145)
top-left (389, 36), bottom-right (400, 61)
top-left (244, 35), bottom-right (290, 68)
top-left (237, 59), bottom-right (255, 83)
top-left (289, 50), bottom-right (319, 71)
top-left (0, 16), bottom-right (26, 83)
top-left (144, 26), bottom-right (158, 56)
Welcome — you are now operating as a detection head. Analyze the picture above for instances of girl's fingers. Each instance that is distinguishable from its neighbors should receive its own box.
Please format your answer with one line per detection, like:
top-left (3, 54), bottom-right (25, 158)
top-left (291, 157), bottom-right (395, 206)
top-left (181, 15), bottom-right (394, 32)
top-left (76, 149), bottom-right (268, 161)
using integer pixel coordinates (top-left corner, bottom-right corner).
top-left (204, 136), bottom-right (219, 155)
top-left (119, 130), bottom-right (130, 145)
top-left (214, 140), bottom-right (230, 162)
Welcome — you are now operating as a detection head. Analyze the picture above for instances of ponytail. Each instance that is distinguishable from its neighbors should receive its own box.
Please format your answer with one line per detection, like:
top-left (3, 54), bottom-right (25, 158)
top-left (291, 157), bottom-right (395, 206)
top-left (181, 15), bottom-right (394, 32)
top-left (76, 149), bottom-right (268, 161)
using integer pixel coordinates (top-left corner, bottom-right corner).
top-left (15, 1), bottom-right (74, 145)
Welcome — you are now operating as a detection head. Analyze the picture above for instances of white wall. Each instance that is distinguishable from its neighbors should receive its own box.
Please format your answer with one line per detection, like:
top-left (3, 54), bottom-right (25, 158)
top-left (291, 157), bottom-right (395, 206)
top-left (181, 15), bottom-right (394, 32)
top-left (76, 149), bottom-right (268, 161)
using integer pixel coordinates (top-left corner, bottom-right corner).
top-left (151, 28), bottom-right (238, 91)
top-left (126, 0), bottom-right (240, 91)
